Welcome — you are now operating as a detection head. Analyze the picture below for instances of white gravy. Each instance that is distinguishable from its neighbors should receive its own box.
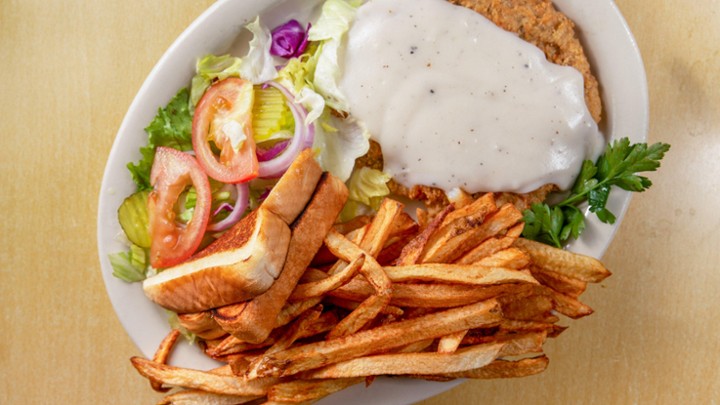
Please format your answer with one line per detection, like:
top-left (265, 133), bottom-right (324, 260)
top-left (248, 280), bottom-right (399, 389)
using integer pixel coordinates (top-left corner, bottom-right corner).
top-left (338, 0), bottom-right (604, 193)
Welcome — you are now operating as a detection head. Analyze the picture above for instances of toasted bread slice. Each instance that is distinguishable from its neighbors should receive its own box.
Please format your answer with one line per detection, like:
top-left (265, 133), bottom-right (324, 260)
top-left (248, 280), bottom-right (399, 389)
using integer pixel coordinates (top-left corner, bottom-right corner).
top-left (142, 207), bottom-right (291, 313)
top-left (263, 148), bottom-right (323, 225)
top-left (214, 173), bottom-right (349, 343)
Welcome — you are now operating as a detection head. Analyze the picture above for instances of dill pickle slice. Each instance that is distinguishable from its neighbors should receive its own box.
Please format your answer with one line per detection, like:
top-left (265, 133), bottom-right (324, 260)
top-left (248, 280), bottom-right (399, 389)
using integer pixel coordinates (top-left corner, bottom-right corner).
top-left (117, 190), bottom-right (151, 248)
top-left (252, 86), bottom-right (294, 143)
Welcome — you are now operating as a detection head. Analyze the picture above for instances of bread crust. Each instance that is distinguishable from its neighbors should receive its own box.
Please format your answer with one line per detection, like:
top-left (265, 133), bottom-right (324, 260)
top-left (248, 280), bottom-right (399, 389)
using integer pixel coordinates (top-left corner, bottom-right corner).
top-left (142, 208), bottom-right (291, 313)
top-left (263, 148), bottom-right (323, 225)
top-left (213, 173), bottom-right (349, 343)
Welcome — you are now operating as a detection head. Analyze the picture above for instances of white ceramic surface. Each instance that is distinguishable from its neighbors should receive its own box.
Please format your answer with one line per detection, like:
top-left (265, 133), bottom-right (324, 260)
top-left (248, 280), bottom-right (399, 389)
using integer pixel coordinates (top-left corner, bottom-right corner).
top-left (97, 0), bottom-right (648, 403)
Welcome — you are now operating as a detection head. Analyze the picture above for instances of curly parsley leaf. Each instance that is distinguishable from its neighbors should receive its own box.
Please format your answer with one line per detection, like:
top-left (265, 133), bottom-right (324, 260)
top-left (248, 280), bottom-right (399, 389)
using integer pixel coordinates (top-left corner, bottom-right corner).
top-left (522, 138), bottom-right (670, 247)
top-left (127, 88), bottom-right (194, 190)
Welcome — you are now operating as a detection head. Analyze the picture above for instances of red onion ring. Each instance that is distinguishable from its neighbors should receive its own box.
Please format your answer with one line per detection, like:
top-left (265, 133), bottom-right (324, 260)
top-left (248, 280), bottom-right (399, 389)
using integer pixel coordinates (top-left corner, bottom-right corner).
top-left (206, 183), bottom-right (249, 232)
top-left (257, 81), bottom-right (315, 178)
top-left (257, 139), bottom-right (290, 162)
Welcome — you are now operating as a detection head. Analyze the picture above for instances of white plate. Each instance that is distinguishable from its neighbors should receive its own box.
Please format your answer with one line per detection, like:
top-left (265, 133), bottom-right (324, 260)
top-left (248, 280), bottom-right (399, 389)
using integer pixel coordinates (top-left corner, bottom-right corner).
top-left (97, 0), bottom-right (647, 403)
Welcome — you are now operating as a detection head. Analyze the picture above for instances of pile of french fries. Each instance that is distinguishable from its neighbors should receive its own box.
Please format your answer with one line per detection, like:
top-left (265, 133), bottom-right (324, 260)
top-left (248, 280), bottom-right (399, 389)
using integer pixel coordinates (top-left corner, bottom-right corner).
top-left (131, 192), bottom-right (610, 404)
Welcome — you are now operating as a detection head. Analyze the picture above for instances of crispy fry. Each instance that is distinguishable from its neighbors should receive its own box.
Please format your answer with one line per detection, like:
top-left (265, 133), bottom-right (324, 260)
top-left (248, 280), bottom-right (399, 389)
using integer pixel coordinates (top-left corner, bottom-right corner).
top-left (456, 234), bottom-right (518, 265)
top-left (149, 329), bottom-right (182, 392)
top-left (336, 258), bottom-right (393, 337)
top-left (544, 288), bottom-right (594, 319)
top-left (266, 306), bottom-right (323, 355)
top-left (439, 192), bottom-right (497, 228)
top-left (530, 266), bottom-right (588, 298)
top-left (496, 331), bottom-right (547, 357)
top-left (396, 204), bottom-right (454, 266)
top-left (473, 247), bottom-right (531, 269)
top-left (383, 263), bottom-right (538, 286)
top-left (438, 330), bottom-right (468, 353)
top-left (333, 279), bottom-right (531, 308)
top-left (157, 389), bottom-right (260, 405)
top-left (514, 238), bottom-right (611, 282)
top-left (130, 357), bottom-right (279, 396)
top-left (268, 378), bottom-right (364, 403)
top-left (421, 203), bottom-right (523, 264)
top-left (276, 297), bottom-right (324, 328)
top-left (209, 311), bottom-right (339, 357)
top-left (131, 186), bottom-right (612, 399)
top-left (323, 296), bottom-right (404, 317)
top-left (327, 292), bottom-right (391, 340)
top-left (302, 342), bottom-right (504, 378)
top-left (290, 255), bottom-right (365, 301)
top-left (247, 299), bottom-right (502, 378)
top-left (432, 355), bottom-right (549, 379)
top-left (359, 198), bottom-right (404, 257)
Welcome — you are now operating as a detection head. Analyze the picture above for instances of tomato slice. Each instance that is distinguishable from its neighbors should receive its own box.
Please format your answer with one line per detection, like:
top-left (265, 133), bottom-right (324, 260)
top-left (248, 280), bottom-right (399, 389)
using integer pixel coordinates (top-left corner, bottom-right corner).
top-left (148, 147), bottom-right (212, 268)
top-left (192, 77), bottom-right (259, 183)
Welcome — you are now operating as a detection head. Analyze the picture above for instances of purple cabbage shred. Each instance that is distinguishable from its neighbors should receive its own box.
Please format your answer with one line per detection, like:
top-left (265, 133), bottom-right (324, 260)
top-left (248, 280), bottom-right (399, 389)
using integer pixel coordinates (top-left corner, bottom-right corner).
top-left (270, 19), bottom-right (310, 58)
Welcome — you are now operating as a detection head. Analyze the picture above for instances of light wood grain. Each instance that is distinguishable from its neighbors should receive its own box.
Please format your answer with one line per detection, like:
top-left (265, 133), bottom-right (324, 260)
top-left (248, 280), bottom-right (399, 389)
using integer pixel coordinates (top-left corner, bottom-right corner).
top-left (1, 0), bottom-right (718, 404)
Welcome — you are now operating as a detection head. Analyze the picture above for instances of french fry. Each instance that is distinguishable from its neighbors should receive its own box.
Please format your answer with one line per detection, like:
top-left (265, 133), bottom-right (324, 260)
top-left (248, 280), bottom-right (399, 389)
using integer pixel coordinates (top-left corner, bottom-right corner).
top-left (130, 185), bottom-right (613, 399)
top-left (334, 258), bottom-right (393, 337)
top-left (499, 292), bottom-right (555, 322)
top-left (276, 297), bottom-right (324, 328)
top-left (455, 234), bottom-right (519, 265)
top-left (290, 255), bottom-right (365, 301)
top-left (333, 279), bottom-right (530, 308)
top-left (149, 329), bottom-right (182, 392)
top-left (530, 266), bottom-right (588, 298)
top-left (130, 357), bottom-right (279, 396)
top-left (210, 311), bottom-right (339, 357)
top-left (496, 331), bottom-right (547, 357)
top-left (431, 355), bottom-right (549, 379)
top-left (439, 192), bottom-right (497, 228)
top-left (323, 296), bottom-right (404, 317)
top-left (514, 238), bottom-right (611, 282)
top-left (421, 203), bottom-right (523, 264)
top-left (247, 299), bottom-right (502, 378)
top-left (266, 306), bottom-right (323, 355)
top-left (157, 389), bottom-right (261, 405)
top-left (327, 292), bottom-right (391, 340)
top-left (267, 378), bottom-right (364, 403)
top-left (544, 288), bottom-right (594, 319)
top-left (302, 342), bottom-right (504, 378)
top-left (438, 330), bottom-right (468, 353)
top-left (383, 263), bottom-right (538, 286)
top-left (473, 247), bottom-right (531, 270)
top-left (396, 204), bottom-right (453, 265)
top-left (358, 198), bottom-right (404, 257)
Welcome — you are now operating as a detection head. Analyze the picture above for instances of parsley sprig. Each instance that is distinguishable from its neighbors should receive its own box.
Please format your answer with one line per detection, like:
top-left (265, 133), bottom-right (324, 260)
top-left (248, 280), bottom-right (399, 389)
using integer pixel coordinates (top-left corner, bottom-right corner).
top-left (522, 138), bottom-right (670, 247)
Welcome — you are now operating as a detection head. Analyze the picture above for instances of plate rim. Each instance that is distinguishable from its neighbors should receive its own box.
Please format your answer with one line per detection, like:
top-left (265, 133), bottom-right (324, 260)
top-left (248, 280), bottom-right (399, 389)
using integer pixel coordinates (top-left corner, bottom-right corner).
top-left (96, 0), bottom-right (648, 403)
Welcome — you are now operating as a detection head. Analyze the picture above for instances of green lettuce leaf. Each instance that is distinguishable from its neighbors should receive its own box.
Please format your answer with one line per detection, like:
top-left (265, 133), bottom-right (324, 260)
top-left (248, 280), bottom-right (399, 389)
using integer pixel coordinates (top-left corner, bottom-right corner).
top-left (307, 0), bottom-right (360, 112)
top-left (347, 166), bottom-right (391, 209)
top-left (190, 54), bottom-right (243, 106)
top-left (127, 88), bottom-right (193, 191)
top-left (239, 17), bottom-right (278, 84)
top-left (313, 112), bottom-right (370, 182)
top-left (109, 243), bottom-right (148, 283)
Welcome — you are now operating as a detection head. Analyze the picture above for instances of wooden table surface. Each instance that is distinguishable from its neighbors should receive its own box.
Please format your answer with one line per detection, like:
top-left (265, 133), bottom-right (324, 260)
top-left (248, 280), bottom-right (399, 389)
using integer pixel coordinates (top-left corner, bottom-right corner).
top-left (2, 0), bottom-right (718, 403)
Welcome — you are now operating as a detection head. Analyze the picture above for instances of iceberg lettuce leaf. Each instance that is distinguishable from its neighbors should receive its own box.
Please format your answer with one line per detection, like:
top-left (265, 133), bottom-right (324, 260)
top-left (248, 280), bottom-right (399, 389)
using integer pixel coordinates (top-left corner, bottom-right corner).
top-left (313, 112), bottom-right (370, 182)
top-left (239, 17), bottom-right (279, 84)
